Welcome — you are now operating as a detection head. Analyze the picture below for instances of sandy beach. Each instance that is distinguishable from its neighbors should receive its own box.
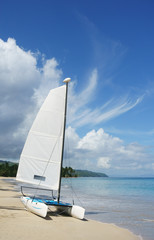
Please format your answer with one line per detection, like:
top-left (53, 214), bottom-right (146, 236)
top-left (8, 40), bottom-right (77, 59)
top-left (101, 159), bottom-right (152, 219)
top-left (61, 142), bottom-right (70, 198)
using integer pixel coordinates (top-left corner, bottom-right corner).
top-left (0, 178), bottom-right (140, 240)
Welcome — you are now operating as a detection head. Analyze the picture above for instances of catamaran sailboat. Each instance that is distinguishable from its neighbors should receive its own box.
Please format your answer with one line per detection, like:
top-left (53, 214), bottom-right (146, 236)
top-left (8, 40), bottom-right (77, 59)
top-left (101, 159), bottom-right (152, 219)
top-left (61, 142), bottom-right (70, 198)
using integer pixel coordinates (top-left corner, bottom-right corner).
top-left (16, 78), bottom-right (85, 219)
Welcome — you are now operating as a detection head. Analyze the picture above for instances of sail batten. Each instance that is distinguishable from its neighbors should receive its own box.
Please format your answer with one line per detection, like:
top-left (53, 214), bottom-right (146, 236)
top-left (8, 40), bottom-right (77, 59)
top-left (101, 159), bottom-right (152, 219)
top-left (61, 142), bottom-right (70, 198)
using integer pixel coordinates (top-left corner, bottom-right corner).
top-left (16, 85), bottom-right (66, 190)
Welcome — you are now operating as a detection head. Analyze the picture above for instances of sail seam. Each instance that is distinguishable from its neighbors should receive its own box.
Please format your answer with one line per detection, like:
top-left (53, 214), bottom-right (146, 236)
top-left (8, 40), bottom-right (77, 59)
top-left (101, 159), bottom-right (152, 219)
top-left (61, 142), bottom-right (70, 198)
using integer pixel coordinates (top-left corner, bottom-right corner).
top-left (21, 154), bottom-right (61, 164)
top-left (30, 130), bottom-right (63, 139)
top-left (39, 109), bottom-right (64, 114)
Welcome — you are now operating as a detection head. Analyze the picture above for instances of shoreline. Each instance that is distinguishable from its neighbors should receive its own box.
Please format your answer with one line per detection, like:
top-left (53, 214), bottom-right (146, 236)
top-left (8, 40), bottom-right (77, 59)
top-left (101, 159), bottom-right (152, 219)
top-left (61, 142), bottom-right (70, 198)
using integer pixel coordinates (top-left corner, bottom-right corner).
top-left (0, 177), bottom-right (142, 240)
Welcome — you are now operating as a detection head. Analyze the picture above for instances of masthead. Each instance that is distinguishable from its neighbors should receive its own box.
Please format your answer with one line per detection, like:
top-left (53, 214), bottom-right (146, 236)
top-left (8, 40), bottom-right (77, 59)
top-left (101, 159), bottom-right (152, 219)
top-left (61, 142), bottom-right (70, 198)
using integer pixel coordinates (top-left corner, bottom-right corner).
top-left (63, 78), bottom-right (71, 83)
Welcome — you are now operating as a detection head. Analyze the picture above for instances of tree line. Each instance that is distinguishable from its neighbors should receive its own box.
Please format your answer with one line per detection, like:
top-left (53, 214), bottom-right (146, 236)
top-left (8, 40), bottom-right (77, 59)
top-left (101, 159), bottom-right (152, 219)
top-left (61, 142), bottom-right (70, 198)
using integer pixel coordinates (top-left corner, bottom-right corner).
top-left (0, 162), bottom-right (18, 177)
top-left (61, 166), bottom-right (78, 177)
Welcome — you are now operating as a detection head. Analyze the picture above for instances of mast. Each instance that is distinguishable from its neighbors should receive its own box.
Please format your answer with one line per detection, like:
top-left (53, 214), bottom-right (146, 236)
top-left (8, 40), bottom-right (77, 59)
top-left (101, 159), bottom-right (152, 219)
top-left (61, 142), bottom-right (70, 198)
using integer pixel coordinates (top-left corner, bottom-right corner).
top-left (58, 77), bottom-right (71, 203)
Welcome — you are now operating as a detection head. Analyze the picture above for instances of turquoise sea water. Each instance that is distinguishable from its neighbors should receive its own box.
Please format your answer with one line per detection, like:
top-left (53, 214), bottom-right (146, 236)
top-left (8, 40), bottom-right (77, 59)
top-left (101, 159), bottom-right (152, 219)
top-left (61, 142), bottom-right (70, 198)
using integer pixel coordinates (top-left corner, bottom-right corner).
top-left (8, 177), bottom-right (154, 240)
top-left (60, 177), bottom-right (154, 240)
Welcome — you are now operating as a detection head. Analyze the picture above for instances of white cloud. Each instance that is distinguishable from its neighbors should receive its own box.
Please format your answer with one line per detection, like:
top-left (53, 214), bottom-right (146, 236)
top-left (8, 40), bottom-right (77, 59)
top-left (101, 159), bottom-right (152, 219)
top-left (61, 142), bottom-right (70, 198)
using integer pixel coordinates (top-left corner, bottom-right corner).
top-left (0, 38), bottom-right (40, 89)
top-left (64, 127), bottom-right (153, 176)
top-left (77, 128), bottom-right (122, 151)
top-left (32, 58), bottom-right (62, 108)
top-left (0, 38), bottom-right (62, 159)
top-left (97, 157), bottom-right (111, 169)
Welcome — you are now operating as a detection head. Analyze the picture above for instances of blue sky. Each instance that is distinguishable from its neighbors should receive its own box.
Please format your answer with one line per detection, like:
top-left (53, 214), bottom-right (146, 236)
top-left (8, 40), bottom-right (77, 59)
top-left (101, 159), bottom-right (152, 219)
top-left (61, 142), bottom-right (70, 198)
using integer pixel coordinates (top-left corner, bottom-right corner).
top-left (0, 0), bottom-right (154, 176)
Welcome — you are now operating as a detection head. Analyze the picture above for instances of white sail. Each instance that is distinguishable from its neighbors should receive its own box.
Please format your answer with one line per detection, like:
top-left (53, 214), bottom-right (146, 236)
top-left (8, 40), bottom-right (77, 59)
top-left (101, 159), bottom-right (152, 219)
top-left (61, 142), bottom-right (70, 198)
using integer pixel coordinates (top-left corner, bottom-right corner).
top-left (16, 85), bottom-right (66, 190)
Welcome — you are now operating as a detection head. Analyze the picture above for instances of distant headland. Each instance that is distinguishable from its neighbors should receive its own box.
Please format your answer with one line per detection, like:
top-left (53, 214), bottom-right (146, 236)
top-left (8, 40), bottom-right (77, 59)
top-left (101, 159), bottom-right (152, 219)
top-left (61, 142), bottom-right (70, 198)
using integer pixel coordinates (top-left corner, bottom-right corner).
top-left (62, 167), bottom-right (108, 177)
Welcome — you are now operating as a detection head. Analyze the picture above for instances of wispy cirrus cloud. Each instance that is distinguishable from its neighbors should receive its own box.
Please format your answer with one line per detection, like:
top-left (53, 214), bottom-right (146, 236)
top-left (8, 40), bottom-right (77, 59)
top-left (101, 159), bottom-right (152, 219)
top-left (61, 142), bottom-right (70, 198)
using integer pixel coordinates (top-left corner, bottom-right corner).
top-left (67, 70), bottom-right (144, 128)
top-left (107, 127), bottom-right (154, 137)
top-left (78, 13), bottom-right (127, 83)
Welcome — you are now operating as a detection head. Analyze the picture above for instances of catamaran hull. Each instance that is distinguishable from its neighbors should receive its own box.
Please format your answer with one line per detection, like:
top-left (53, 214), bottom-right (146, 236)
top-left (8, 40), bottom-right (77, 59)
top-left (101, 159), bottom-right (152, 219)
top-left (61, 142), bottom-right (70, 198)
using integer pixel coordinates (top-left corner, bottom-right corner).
top-left (21, 196), bottom-right (85, 220)
top-left (55, 205), bottom-right (85, 220)
top-left (71, 205), bottom-right (85, 219)
top-left (21, 196), bottom-right (48, 218)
